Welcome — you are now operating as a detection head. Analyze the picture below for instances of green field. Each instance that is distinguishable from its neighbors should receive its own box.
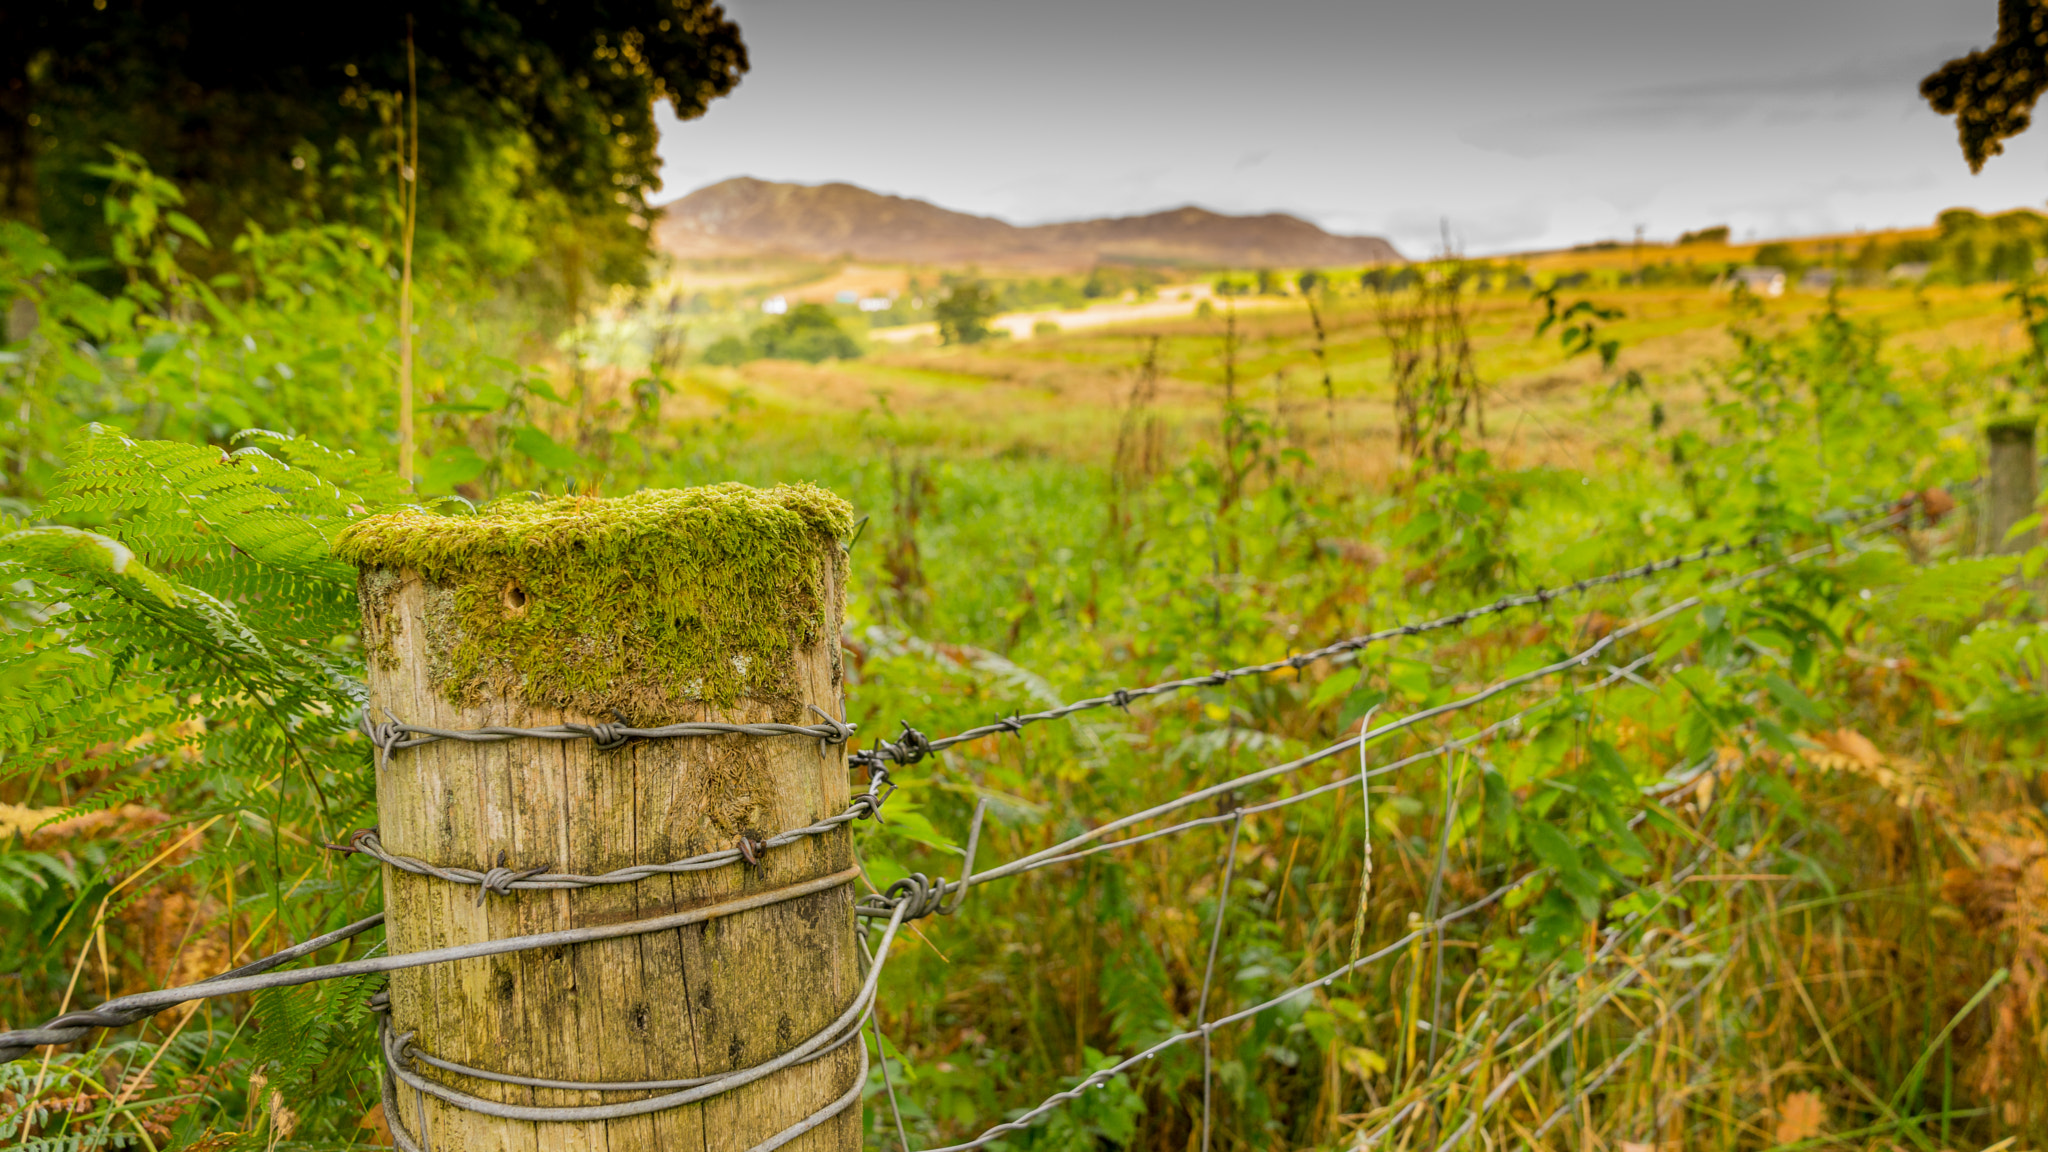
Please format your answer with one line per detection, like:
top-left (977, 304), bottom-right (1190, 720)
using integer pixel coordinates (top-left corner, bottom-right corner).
top-left (5, 178), bottom-right (2048, 1152)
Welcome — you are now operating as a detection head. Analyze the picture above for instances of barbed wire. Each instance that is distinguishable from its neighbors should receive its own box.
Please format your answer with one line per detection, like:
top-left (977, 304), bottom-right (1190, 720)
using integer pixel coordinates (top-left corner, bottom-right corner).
top-left (328, 793), bottom-right (885, 901)
top-left (895, 619), bottom-right (1701, 1149)
top-left (882, 520), bottom-right (1906, 1150)
top-left (0, 869), bottom-right (858, 1062)
top-left (3, 507), bottom-right (1915, 1152)
top-left (851, 502), bottom-right (1914, 771)
top-left (362, 703), bottom-right (856, 772)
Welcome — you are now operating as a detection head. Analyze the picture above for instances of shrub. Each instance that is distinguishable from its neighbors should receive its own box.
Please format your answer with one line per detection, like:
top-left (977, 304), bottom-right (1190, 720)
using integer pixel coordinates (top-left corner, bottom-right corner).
top-left (701, 304), bottom-right (861, 366)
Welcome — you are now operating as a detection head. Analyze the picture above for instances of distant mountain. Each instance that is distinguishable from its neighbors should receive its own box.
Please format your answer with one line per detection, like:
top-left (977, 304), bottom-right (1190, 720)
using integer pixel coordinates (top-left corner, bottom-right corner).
top-left (654, 178), bottom-right (1402, 267)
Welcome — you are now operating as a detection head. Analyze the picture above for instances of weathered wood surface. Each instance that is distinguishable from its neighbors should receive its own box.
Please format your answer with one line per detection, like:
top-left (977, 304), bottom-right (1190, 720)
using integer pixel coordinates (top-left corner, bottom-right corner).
top-left (1984, 419), bottom-right (2039, 555)
top-left (359, 548), bottom-right (857, 1152)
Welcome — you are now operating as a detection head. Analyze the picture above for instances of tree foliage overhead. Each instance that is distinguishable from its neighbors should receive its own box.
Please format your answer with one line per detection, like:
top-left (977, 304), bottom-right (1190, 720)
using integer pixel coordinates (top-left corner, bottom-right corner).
top-left (1921, 0), bottom-right (2048, 172)
top-left (2, 0), bottom-right (746, 280)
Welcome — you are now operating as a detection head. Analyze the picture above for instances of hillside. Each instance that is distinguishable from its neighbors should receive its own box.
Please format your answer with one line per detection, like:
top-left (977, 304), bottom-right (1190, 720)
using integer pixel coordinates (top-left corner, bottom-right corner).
top-left (654, 177), bottom-right (1403, 268)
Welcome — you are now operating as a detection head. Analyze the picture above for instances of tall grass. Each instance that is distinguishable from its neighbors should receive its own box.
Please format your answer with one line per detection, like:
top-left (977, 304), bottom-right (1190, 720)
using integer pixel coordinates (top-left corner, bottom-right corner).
top-left (1, 166), bottom-right (2045, 1152)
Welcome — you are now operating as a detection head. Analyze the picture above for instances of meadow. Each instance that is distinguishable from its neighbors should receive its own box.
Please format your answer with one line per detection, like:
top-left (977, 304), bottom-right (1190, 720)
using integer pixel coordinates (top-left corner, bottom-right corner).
top-left (2, 167), bottom-right (2046, 1152)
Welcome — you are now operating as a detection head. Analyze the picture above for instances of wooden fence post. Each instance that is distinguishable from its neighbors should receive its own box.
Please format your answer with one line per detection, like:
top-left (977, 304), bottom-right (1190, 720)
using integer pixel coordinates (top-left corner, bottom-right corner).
top-left (1983, 415), bottom-right (2039, 555)
top-left (339, 485), bottom-right (860, 1152)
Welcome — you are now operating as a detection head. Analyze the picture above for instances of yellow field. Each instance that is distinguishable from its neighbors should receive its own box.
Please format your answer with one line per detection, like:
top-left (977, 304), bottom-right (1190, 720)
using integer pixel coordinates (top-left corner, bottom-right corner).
top-left (651, 278), bottom-right (2025, 486)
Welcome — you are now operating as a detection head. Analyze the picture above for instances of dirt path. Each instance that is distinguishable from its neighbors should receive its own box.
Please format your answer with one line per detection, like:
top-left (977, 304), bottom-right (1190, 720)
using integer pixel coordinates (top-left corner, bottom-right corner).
top-left (867, 284), bottom-right (1300, 344)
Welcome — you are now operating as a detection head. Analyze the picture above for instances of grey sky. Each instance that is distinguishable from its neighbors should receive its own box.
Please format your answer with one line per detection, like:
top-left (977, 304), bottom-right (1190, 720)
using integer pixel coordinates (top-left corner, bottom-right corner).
top-left (652, 0), bottom-right (2048, 256)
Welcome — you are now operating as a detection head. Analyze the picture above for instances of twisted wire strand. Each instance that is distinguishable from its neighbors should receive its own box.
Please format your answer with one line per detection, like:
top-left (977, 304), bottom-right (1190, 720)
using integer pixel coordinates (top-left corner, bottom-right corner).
top-left (0, 912), bottom-right (388, 1063)
top-left (959, 592), bottom-right (1699, 895)
top-left (364, 704), bottom-right (857, 772)
top-left (0, 869), bottom-right (857, 1062)
top-left (378, 896), bottom-right (909, 1152)
top-left (376, 895), bottom-right (913, 1124)
top-left (852, 504), bottom-right (1912, 769)
top-left (330, 794), bottom-right (883, 900)
top-left (1, 506), bottom-right (1915, 1152)
top-left (996, 654), bottom-right (1656, 882)
top-left (897, 524), bottom-right (1904, 1151)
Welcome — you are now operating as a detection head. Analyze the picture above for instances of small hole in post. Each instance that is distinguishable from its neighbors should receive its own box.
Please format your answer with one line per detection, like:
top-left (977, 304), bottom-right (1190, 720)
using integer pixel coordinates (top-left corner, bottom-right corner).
top-left (502, 583), bottom-right (529, 616)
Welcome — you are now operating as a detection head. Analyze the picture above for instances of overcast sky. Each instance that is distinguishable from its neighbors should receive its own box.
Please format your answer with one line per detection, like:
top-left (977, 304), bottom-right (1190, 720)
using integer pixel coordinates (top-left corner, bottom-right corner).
top-left (652, 0), bottom-right (2048, 256)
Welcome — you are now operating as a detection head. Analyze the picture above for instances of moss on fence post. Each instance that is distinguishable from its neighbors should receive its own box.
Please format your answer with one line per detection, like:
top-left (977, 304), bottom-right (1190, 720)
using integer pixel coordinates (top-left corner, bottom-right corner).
top-left (336, 483), bottom-right (853, 722)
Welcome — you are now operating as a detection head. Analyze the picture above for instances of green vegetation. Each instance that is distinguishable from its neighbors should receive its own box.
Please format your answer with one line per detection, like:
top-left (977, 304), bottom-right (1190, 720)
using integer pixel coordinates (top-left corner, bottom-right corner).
top-left (935, 280), bottom-right (1001, 344)
top-left (6, 0), bottom-right (746, 303)
top-left (4, 157), bottom-right (2048, 1152)
top-left (704, 302), bottom-right (864, 365)
top-left (336, 484), bottom-right (852, 717)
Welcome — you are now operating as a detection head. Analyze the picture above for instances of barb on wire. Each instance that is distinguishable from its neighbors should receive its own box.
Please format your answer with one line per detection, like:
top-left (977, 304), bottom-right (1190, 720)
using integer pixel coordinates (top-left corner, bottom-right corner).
top-left (365, 703), bottom-right (856, 771)
top-left (856, 801), bottom-right (988, 924)
top-left (330, 791), bottom-right (885, 898)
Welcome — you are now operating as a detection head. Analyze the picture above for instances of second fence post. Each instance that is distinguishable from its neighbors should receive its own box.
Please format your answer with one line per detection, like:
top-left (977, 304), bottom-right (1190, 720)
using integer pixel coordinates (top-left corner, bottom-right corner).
top-left (1984, 414), bottom-right (2040, 555)
top-left (339, 485), bottom-right (861, 1152)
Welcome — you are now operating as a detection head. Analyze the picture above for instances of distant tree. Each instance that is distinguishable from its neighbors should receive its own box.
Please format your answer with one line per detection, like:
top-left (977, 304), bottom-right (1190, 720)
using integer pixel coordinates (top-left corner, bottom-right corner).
top-left (1922, 2), bottom-right (2048, 171)
top-left (753, 304), bottom-right (861, 362)
top-left (1677, 225), bottom-right (1731, 246)
top-left (1990, 237), bottom-right (2036, 281)
top-left (1297, 270), bottom-right (1323, 294)
top-left (702, 335), bottom-right (751, 366)
top-left (1892, 237), bottom-right (1939, 264)
top-left (701, 304), bottom-right (860, 365)
top-left (1, 0), bottom-right (747, 284)
top-left (1954, 237), bottom-right (1982, 284)
top-left (1752, 242), bottom-right (1803, 275)
top-left (936, 282), bottom-right (999, 345)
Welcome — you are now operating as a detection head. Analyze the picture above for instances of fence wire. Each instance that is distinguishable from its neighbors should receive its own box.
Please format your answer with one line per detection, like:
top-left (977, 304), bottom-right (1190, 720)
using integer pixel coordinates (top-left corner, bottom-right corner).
top-left (853, 506), bottom-right (1909, 770)
top-left (1, 511), bottom-right (1910, 1152)
top-left (878, 521), bottom-right (1899, 1150)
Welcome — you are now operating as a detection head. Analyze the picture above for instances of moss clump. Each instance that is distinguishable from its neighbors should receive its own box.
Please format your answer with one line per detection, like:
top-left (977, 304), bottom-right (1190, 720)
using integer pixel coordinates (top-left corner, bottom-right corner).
top-left (335, 483), bottom-right (853, 721)
top-left (1986, 412), bottom-right (2040, 440)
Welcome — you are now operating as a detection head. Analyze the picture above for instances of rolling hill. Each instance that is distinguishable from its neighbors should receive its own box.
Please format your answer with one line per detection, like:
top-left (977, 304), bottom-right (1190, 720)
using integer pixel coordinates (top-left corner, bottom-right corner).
top-left (654, 177), bottom-right (1403, 268)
